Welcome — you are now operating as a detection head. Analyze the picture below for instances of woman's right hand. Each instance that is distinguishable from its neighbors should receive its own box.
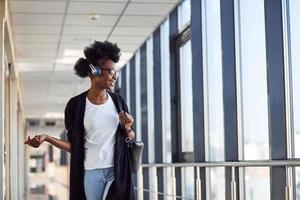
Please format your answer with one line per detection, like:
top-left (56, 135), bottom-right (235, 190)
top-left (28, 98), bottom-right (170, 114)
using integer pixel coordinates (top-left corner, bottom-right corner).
top-left (24, 134), bottom-right (48, 148)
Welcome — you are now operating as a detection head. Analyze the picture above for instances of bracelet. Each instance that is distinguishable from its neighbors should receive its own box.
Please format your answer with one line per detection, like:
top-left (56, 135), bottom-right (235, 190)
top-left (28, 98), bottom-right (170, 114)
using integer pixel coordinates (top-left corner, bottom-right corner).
top-left (125, 128), bottom-right (133, 143)
top-left (125, 136), bottom-right (132, 143)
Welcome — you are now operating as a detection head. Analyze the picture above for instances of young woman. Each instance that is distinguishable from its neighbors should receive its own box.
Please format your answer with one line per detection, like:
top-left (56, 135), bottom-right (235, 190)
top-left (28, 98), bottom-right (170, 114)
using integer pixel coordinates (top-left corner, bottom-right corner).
top-left (25, 41), bottom-right (136, 200)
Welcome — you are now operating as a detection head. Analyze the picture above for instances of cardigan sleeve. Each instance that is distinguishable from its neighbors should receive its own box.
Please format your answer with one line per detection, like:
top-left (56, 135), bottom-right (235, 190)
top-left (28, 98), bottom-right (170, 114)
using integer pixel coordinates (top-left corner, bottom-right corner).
top-left (64, 100), bottom-right (73, 143)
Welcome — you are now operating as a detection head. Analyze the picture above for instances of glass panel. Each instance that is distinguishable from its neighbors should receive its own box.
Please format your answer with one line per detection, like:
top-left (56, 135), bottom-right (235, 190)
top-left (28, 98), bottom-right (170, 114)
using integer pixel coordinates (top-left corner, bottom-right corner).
top-left (204, 0), bottom-right (224, 163)
top-left (209, 168), bottom-right (225, 200)
top-left (181, 167), bottom-right (194, 199)
top-left (126, 63), bottom-right (130, 110)
top-left (161, 18), bottom-right (172, 163)
top-left (135, 51), bottom-right (141, 141)
top-left (179, 40), bottom-right (194, 152)
top-left (202, 0), bottom-right (225, 199)
top-left (178, 0), bottom-right (191, 30)
top-left (245, 167), bottom-right (270, 200)
top-left (160, 19), bottom-right (173, 200)
top-left (147, 37), bottom-right (155, 163)
top-left (289, 0), bottom-right (300, 198)
top-left (240, 0), bottom-right (269, 161)
top-left (239, 0), bottom-right (270, 199)
top-left (179, 39), bottom-right (194, 199)
top-left (146, 37), bottom-right (157, 200)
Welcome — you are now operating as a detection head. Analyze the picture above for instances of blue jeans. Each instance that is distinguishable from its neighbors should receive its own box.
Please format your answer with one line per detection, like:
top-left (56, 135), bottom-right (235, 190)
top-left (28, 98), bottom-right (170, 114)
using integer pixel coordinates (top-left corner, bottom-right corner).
top-left (84, 167), bottom-right (114, 200)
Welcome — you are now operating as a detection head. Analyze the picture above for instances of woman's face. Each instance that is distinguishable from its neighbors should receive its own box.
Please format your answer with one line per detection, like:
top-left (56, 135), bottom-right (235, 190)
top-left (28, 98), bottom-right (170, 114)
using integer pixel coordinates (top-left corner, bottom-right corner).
top-left (90, 59), bottom-right (118, 91)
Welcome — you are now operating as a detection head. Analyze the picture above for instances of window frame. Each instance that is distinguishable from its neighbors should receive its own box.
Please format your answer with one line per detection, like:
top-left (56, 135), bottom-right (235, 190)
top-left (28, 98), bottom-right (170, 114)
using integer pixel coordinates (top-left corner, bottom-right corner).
top-left (173, 25), bottom-right (194, 163)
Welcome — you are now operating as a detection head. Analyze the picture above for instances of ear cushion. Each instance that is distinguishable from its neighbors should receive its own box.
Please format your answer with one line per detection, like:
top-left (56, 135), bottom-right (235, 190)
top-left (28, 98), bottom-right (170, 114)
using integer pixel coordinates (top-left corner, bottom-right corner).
top-left (90, 65), bottom-right (101, 76)
top-left (93, 67), bottom-right (101, 76)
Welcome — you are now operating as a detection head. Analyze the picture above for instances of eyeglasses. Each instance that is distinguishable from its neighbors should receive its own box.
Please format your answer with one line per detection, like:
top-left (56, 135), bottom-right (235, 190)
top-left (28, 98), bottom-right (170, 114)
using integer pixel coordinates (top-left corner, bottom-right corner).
top-left (101, 68), bottom-right (119, 77)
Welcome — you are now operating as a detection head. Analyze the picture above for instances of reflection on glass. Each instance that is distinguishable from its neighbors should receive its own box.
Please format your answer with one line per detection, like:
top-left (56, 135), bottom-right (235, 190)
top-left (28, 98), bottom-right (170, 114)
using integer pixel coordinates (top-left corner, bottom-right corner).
top-left (202, 0), bottom-right (225, 199)
top-left (179, 40), bottom-right (193, 152)
top-left (289, 0), bottom-right (300, 198)
top-left (239, 0), bottom-right (270, 199)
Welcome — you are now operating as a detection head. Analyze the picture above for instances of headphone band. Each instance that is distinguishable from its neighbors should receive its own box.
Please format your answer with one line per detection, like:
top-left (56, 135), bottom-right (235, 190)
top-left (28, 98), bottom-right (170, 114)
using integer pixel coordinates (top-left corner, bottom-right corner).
top-left (89, 64), bottom-right (96, 71)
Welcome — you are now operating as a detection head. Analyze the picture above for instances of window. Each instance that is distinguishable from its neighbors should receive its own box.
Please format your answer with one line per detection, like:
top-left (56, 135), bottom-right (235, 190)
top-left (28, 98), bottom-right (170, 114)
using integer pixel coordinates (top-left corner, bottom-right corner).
top-left (202, 0), bottom-right (225, 199)
top-left (160, 19), bottom-right (173, 199)
top-left (146, 36), bottom-right (158, 199)
top-left (147, 37), bottom-right (155, 163)
top-left (289, 0), bottom-right (300, 198)
top-left (239, 0), bottom-right (270, 199)
top-left (175, 26), bottom-right (194, 198)
top-left (126, 63), bottom-right (130, 110)
top-left (179, 38), bottom-right (193, 157)
top-left (179, 38), bottom-right (194, 199)
top-left (135, 51), bottom-right (141, 141)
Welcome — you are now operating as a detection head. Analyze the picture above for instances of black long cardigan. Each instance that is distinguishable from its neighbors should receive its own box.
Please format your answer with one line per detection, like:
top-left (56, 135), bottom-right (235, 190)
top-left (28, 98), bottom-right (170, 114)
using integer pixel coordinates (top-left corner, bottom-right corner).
top-left (64, 90), bottom-right (135, 200)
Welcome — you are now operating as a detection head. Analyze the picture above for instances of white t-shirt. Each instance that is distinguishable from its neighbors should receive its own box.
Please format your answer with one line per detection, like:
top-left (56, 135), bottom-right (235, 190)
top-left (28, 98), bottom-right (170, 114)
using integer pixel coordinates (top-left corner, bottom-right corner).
top-left (84, 94), bottom-right (119, 170)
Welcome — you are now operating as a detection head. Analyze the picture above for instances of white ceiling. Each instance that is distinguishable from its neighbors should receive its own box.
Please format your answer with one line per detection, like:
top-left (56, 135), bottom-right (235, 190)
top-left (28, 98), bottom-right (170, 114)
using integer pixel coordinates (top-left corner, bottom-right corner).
top-left (8, 0), bottom-right (180, 120)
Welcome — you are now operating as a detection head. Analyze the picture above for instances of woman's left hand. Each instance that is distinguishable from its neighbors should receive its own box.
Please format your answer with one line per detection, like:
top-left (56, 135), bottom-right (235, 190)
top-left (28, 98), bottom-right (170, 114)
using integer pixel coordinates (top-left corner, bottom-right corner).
top-left (119, 111), bottom-right (134, 130)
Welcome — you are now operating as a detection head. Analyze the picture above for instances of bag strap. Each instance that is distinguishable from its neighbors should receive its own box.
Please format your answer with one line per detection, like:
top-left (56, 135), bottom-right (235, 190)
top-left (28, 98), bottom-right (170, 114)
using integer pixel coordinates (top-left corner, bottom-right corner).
top-left (115, 95), bottom-right (123, 113)
top-left (108, 91), bottom-right (123, 113)
top-left (110, 93), bottom-right (126, 131)
top-left (113, 94), bottom-right (135, 146)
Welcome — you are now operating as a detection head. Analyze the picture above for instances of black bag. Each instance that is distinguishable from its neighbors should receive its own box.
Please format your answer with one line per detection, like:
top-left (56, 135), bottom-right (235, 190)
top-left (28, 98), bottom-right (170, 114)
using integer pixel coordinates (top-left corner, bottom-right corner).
top-left (127, 140), bottom-right (144, 172)
top-left (115, 95), bottom-right (144, 173)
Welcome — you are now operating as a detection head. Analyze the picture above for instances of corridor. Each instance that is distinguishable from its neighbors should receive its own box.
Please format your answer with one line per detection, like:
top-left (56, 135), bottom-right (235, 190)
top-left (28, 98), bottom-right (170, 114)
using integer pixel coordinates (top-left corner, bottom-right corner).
top-left (1, 0), bottom-right (300, 199)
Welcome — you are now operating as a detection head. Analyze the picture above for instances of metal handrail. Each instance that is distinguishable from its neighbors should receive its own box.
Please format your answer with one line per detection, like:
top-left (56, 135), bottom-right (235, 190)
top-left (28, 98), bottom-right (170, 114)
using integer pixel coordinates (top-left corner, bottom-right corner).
top-left (140, 159), bottom-right (300, 168)
top-left (135, 159), bottom-right (300, 200)
top-left (133, 187), bottom-right (194, 200)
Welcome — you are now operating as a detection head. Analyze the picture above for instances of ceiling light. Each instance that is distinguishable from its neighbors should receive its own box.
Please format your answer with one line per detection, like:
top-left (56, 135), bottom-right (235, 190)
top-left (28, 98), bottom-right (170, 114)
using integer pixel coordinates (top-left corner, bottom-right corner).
top-left (55, 57), bottom-right (78, 64)
top-left (63, 49), bottom-right (83, 57)
top-left (89, 13), bottom-right (100, 21)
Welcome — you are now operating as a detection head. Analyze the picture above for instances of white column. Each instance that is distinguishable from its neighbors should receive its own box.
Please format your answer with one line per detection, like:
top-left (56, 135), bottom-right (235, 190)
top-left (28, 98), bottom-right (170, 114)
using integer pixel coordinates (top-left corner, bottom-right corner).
top-left (0, 1), bottom-right (6, 198)
top-left (10, 78), bottom-right (18, 200)
top-left (18, 104), bottom-right (26, 200)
